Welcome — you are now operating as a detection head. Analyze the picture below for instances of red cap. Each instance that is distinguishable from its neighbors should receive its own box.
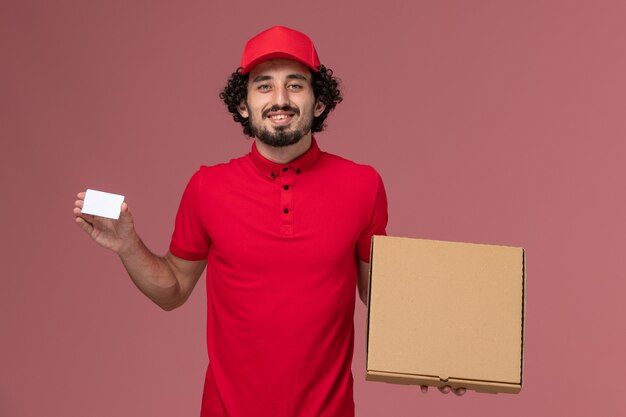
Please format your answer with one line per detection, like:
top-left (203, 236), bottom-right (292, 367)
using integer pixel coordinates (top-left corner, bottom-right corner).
top-left (240, 26), bottom-right (320, 74)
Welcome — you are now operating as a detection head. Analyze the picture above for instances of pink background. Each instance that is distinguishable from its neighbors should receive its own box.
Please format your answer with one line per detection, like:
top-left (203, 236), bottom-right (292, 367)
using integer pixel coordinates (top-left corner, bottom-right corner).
top-left (2, 0), bottom-right (625, 415)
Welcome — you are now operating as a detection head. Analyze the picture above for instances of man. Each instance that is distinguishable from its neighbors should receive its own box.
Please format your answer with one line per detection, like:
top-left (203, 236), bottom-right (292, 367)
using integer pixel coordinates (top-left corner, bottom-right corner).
top-left (74, 26), bottom-right (460, 417)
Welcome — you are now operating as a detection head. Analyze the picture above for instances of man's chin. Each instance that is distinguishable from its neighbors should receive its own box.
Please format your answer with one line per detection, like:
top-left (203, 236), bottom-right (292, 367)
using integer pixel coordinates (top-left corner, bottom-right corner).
top-left (254, 127), bottom-right (310, 148)
top-left (257, 135), bottom-right (303, 148)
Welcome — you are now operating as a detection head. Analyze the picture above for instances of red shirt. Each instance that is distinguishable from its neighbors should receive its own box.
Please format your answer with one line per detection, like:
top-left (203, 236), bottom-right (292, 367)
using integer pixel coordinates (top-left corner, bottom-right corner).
top-left (170, 137), bottom-right (387, 417)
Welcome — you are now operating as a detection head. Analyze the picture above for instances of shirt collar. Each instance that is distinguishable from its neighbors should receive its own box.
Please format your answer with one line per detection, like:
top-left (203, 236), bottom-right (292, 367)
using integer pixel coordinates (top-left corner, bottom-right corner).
top-left (249, 136), bottom-right (322, 179)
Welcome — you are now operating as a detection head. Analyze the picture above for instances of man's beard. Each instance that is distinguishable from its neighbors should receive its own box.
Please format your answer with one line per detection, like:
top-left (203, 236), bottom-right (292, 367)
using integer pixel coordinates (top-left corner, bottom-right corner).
top-left (249, 105), bottom-right (313, 148)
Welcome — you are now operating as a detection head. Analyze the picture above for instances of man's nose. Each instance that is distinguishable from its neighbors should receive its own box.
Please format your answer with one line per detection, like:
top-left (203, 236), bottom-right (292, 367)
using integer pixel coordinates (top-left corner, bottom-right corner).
top-left (271, 85), bottom-right (290, 107)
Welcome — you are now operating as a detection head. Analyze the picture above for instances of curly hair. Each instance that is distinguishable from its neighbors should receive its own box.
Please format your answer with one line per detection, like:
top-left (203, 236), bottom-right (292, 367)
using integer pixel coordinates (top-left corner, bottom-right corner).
top-left (219, 64), bottom-right (343, 137)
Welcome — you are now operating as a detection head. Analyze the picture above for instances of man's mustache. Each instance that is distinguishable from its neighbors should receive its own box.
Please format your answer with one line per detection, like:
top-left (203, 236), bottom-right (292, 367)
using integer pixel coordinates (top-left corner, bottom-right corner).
top-left (262, 105), bottom-right (300, 118)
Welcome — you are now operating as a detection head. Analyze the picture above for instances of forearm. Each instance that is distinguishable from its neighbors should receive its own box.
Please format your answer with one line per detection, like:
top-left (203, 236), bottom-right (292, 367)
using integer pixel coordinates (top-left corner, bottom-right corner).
top-left (357, 261), bottom-right (370, 306)
top-left (117, 233), bottom-right (182, 310)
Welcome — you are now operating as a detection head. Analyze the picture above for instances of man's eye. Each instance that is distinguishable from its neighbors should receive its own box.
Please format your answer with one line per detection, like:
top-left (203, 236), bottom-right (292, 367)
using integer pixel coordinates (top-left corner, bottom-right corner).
top-left (288, 84), bottom-right (303, 90)
top-left (258, 84), bottom-right (271, 91)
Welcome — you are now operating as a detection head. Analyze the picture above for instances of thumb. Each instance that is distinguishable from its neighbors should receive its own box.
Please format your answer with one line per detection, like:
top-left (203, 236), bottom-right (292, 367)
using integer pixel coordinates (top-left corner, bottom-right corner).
top-left (119, 201), bottom-right (133, 219)
top-left (117, 201), bottom-right (134, 226)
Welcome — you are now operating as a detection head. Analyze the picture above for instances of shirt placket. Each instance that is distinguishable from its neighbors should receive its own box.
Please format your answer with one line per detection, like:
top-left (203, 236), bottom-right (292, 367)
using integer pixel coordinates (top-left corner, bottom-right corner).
top-left (279, 166), bottom-right (297, 236)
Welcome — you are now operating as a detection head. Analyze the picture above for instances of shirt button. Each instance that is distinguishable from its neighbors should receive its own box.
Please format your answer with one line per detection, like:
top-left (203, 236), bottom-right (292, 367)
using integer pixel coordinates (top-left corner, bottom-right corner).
top-left (271, 173), bottom-right (276, 178)
top-left (283, 208), bottom-right (289, 214)
top-left (282, 167), bottom-right (288, 172)
top-left (283, 185), bottom-right (289, 190)
top-left (296, 169), bottom-right (301, 174)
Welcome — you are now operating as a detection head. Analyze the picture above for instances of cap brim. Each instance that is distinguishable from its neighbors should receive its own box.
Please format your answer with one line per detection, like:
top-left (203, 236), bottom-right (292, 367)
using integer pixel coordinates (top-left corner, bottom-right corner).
top-left (242, 52), bottom-right (319, 74)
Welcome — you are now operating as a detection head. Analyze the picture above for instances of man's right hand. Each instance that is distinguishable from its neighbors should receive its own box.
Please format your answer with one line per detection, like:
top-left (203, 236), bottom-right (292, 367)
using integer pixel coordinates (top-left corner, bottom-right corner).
top-left (73, 191), bottom-right (205, 310)
top-left (73, 191), bottom-right (138, 255)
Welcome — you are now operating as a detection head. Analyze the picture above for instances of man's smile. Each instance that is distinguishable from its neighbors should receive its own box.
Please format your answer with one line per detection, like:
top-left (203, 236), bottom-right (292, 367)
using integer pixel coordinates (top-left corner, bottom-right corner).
top-left (264, 108), bottom-right (298, 126)
top-left (267, 112), bottom-right (294, 125)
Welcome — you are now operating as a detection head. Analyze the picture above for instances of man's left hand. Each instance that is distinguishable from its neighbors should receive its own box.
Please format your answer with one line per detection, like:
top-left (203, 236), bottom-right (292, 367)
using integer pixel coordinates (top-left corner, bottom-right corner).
top-left (420, 385), bottom-right (466, 396)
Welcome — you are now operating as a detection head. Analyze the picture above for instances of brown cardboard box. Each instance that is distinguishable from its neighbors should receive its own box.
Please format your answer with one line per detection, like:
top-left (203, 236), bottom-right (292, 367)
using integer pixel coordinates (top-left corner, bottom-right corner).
top-left (366, 236), bottom-right (525, 394)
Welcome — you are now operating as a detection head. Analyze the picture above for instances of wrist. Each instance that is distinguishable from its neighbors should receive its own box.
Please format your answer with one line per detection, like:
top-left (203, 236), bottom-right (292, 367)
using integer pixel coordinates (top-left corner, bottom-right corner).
top-left (116, 230), bottom-right (142, 258)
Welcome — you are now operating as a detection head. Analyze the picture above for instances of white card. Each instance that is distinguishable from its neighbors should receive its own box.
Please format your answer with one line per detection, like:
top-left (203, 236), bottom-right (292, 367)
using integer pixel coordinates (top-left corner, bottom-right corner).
top-left (82, 189), bottom-right (125, 220)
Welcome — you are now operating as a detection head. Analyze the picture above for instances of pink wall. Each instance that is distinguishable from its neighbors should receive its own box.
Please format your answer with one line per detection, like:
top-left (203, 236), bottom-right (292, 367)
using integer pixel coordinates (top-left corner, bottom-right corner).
top-left (2, 0), bottom-right (625, 416)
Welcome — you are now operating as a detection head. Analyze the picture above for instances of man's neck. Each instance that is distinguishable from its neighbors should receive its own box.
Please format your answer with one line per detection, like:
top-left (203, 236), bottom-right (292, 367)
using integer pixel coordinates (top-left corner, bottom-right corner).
top-left (254, 133), bottom-right (312, 164)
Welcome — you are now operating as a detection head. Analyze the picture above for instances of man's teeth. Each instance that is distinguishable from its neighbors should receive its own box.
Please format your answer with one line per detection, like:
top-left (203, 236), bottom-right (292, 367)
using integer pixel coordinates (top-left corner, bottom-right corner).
top-left (270, 114), bottom-right (291, 120)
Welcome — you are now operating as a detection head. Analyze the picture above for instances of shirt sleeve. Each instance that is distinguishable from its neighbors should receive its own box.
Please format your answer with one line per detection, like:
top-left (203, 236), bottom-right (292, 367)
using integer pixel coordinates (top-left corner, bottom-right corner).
top-left (356, 170), bottom-right (388, 263)
top-left (169, 169), bottom-right (211, 261)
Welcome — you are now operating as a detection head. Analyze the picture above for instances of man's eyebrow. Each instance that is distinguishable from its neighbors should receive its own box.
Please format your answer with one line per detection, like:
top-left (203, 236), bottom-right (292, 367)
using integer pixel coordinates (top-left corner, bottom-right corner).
top-left (252, 75), bottom-right (272, 83)
top-left (252, 73), bottom-right (309, 83)
top-left (286, 74), bottom-right (308, 81)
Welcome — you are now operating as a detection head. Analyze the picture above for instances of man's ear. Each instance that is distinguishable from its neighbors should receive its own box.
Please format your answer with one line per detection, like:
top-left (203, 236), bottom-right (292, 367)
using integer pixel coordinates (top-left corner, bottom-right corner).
top-left (314, 100), bottom-right (326, 117)
top-left (237, 101), bottom-right (249, 118)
